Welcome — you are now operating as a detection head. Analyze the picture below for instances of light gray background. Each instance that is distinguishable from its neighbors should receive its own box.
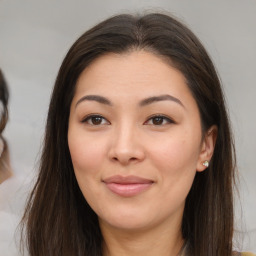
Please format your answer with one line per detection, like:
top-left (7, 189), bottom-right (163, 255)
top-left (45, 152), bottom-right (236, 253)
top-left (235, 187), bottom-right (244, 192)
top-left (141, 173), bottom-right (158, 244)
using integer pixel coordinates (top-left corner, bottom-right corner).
top-left (0, 0), bottom-right (255, 255)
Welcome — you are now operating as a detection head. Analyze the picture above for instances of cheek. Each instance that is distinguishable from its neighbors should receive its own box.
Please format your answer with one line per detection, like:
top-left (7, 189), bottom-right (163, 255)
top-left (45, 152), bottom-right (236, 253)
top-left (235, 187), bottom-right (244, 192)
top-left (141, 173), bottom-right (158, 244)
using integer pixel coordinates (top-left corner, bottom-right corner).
top-left (152, 139), bottom-right (200, 166)
top-left (68, 131), bottom-right (106, 175)
top-left (68, 131), bottom-right (107, 204)
top-left (149, 135), bottom-right (200, 205)
top-left (148, 130), bottom-right (201, 180)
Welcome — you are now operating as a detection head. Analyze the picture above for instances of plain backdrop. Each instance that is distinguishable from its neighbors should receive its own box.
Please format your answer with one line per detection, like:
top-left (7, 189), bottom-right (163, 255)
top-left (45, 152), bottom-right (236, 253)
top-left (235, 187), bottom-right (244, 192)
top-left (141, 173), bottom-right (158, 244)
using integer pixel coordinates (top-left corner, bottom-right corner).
top-left (0, 0), bottom-right (255, 255)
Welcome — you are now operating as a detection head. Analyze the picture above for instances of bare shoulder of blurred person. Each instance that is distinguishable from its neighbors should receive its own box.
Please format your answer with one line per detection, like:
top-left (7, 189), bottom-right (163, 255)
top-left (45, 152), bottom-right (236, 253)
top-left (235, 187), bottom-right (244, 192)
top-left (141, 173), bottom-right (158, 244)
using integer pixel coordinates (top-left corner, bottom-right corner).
top-left (0, 69), bottom-right (12, 184)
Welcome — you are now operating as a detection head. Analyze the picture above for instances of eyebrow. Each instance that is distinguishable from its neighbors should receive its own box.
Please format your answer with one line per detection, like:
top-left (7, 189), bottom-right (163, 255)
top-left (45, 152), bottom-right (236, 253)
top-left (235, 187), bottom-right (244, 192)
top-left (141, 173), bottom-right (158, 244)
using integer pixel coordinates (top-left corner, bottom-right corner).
top-left (75, 94), bottom-right (184, 108)
top-left (139, 94), bottom-right (184, 108)
top-left (75, 95), bottom-right (112, 108)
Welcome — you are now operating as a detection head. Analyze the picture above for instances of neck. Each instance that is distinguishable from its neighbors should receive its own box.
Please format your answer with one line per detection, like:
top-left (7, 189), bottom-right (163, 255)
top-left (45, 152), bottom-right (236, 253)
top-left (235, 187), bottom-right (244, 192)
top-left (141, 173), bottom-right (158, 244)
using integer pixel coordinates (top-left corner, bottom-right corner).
top-left (101, 220), bottom-right (184, 256)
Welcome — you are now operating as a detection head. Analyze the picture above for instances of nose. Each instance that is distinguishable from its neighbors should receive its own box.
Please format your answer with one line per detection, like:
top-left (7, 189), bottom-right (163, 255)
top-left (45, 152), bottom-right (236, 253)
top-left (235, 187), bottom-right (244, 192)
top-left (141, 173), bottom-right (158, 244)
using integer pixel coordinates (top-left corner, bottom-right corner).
top-left (108, 124), bottom-right (145, 165)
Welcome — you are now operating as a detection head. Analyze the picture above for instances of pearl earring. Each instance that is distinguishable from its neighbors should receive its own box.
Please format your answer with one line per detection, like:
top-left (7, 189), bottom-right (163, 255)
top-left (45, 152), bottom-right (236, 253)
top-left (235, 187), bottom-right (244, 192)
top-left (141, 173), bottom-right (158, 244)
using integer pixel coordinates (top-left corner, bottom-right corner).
top-left (202, 160), bottom-right (209, 167)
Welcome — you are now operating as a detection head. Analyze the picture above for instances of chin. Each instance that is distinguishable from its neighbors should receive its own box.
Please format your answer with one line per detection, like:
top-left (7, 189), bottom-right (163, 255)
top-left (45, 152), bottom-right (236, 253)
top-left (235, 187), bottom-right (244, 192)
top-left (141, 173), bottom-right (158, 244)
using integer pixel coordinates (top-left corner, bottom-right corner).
top-left (102, 218), bottom-right (151, 232)
top-left (98, 208), bottom-right (153, 231)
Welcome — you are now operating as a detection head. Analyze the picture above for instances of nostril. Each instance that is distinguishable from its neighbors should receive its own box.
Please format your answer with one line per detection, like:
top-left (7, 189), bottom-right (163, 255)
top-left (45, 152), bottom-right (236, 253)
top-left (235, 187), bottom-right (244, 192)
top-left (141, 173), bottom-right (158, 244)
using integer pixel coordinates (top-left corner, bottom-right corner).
top-left (111, 156), bottom-right (138, 163)
top-left (108, 146), bottom-right (145, 164)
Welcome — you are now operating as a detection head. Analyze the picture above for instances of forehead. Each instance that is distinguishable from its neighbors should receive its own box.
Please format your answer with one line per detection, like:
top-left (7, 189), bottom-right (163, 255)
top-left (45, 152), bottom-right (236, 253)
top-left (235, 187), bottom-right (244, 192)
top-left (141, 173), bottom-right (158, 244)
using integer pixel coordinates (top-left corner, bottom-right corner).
top-left (73, 51), bottom-right (195, 108)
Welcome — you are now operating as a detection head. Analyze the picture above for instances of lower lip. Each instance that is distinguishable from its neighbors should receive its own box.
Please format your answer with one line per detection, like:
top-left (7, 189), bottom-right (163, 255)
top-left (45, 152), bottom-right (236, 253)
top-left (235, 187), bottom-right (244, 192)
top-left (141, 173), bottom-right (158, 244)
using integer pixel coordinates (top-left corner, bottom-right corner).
top-left (105, 182), bottom-right (152, 197)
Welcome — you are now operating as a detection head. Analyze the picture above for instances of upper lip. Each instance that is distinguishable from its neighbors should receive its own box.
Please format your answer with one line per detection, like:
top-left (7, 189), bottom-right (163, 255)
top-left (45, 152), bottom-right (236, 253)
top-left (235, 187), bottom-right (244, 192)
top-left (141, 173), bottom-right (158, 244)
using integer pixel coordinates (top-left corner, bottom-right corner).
top-left (103, 175), bottom-right (154, 184)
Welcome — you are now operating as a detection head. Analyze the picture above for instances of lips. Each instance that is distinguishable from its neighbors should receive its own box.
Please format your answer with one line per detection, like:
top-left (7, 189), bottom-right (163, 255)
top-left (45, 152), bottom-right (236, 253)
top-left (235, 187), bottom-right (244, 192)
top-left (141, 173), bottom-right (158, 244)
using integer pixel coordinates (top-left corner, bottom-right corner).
top-left (103, 175), bottom-right (154, 197)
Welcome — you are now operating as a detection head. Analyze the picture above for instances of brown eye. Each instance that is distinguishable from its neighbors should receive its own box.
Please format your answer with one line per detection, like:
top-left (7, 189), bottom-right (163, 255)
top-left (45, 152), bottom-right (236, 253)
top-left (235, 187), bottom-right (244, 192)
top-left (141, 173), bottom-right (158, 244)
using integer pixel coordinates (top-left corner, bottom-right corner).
top-left (91, 116), bottom-right (103, 125)
top-left (152, 116), bottom-right (164, 125)
top-left (144, 115), bottom-right (174, 126)
top-left (82, 115), bottom-right (110, 125)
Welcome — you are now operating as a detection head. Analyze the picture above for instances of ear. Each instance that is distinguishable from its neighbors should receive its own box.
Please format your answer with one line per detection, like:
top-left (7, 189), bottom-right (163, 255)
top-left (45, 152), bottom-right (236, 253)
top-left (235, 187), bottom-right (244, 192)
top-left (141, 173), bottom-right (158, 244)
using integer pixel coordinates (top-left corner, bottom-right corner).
top-left (196, 125), bottom-right (218, 172)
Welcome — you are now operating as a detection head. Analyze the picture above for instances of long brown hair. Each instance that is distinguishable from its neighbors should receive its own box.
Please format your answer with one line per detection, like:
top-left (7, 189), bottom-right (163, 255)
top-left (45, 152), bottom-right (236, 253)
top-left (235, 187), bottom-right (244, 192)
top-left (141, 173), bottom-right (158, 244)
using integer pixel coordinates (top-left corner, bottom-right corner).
top-left (21, 13), bottom-right (236, 256)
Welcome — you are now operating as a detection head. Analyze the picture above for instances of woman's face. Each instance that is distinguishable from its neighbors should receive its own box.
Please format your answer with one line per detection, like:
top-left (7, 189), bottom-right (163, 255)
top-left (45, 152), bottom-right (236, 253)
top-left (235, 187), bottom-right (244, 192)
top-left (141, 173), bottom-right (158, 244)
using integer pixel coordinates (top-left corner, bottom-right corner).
top-left (68, 51), bottom-right (215, 232)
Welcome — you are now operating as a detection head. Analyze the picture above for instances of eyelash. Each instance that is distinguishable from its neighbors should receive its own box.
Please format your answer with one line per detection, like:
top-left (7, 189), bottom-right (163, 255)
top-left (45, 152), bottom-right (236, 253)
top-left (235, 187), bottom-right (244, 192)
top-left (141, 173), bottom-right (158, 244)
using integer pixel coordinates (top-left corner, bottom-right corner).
top-left (82, 115), bottom-right (110, 125)
top-left (82, 114), bottom-right (174, 126)
top-left (144, 115), bottom-right (175, 126)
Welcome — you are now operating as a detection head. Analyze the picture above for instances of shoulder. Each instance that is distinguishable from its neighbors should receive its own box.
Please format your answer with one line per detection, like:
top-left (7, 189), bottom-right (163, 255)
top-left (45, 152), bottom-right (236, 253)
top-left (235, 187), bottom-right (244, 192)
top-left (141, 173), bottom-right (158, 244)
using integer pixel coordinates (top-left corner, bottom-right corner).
top-left (233, 252), bottom-right (256, 256)
top-left (241, 253), bottom-right (256, 256)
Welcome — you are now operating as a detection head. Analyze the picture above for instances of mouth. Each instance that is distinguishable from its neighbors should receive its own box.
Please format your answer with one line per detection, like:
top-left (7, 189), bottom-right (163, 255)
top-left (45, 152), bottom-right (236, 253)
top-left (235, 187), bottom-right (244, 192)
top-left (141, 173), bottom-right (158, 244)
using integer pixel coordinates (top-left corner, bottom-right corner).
top-left (103, 175), bottom-right (154, 197)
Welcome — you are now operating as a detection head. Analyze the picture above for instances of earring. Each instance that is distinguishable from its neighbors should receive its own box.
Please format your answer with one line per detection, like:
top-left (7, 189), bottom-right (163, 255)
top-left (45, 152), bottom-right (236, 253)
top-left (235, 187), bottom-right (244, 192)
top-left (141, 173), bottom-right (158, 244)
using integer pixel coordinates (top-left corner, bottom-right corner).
top-left (202, 160), bottom-right (209, 168)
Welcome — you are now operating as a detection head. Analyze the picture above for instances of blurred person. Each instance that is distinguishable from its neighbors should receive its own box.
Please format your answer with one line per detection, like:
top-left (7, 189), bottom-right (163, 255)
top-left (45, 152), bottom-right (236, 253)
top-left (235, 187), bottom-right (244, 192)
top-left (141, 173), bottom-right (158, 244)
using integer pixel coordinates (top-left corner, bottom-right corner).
top-left (0, 70), bottom-right (19, 256)
top-left (0, 69), bottom-right (12, 184)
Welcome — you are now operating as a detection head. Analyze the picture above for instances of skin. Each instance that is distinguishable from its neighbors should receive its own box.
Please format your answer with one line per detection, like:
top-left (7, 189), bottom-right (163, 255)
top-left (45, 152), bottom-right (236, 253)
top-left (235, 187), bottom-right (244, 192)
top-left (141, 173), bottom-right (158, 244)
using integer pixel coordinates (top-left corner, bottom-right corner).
top-left (68, 51), bottom-right (216, 256)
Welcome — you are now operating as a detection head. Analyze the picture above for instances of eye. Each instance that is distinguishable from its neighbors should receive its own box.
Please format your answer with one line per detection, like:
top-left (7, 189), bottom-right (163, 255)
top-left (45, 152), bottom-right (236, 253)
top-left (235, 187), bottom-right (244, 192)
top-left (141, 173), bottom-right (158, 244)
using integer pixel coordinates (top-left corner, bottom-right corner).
top-left (144, 115), bottom-right (174, 126)
top-left (82, 115), bottom-right (110, 125)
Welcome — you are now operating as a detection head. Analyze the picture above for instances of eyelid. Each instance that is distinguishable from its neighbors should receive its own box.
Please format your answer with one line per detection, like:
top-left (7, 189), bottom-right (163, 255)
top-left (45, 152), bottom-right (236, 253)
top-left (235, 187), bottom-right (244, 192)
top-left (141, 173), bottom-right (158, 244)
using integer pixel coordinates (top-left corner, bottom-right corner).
top-left (81, 114), bottom-right (110, 125)
top-left (144, 114), bottom-right (175, 125)
top-left (80, 114), bottom-right (174, 126)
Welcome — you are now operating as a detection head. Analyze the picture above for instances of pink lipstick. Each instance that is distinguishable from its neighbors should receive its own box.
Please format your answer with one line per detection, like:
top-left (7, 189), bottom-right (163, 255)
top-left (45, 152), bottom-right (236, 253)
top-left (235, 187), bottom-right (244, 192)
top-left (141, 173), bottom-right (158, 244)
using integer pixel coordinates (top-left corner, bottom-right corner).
top-left (103, 175), bottom-right (153, 197)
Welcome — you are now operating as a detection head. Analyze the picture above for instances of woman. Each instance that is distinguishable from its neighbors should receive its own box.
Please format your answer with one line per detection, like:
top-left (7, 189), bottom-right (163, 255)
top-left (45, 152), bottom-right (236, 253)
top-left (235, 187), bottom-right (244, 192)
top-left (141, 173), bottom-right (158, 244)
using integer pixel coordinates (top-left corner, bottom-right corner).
top-left (21, 13), bottom-right (255, 256)
top-left (0, 69), bottom-right (11, 184)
